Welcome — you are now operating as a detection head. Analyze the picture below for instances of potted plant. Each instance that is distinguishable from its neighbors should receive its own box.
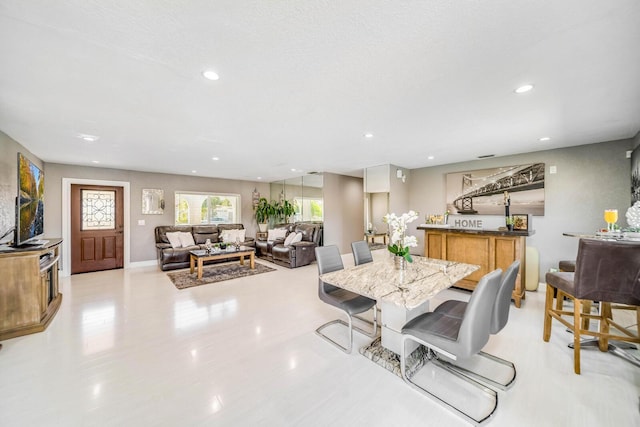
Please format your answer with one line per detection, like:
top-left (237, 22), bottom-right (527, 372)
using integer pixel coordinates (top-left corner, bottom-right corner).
top-left (255, 197), bottom-right (271, 232)
top-left (277, 199), bottom-right (296, 223)
top-left (383, 210), bottom-right (419, 270)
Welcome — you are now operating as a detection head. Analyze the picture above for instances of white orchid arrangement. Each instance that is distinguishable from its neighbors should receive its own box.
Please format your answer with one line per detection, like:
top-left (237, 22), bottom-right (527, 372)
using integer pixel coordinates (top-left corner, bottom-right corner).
top-left (383, 210), bottom-right (419, 262)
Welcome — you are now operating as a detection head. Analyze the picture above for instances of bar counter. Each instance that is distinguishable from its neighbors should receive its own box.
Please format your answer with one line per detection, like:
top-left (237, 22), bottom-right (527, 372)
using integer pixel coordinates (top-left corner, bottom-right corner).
top-left (417, 225), bottom-right (535, 307)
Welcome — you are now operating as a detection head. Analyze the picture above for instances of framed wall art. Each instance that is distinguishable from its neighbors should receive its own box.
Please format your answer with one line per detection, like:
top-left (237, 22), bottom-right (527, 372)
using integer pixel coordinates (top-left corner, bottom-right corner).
top-left (446, 163), bottom-right (545, 216)
top-left (631, 145), bottom-right (640, 204)
top-left (142, 189), bottom-right (164, 215)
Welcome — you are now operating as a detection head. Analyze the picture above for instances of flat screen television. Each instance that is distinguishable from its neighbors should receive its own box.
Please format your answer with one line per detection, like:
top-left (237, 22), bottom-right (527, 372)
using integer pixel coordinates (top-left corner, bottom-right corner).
top-left (15, 153), bottom-right (45, 246)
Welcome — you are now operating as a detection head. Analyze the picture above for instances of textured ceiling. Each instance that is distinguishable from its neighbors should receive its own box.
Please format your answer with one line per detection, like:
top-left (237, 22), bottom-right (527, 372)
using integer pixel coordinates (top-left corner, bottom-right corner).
top-left (1, 1), bottom-right (639, 182)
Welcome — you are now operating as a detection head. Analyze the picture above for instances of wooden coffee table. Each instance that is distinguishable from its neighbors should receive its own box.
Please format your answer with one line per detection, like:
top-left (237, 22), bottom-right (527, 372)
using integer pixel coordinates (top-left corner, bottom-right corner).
top-left (189, 246), bottom-right (255, 279)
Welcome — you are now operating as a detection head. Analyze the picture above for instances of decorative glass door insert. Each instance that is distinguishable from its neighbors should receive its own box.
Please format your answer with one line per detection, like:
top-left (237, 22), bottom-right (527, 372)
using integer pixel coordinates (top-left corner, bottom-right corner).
top-left (82, 189), bottom-right (116, 230)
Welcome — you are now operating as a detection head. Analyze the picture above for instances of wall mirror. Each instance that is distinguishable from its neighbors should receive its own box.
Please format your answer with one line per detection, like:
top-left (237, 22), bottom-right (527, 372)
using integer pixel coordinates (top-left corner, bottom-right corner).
top-left (142, 189), bottom-right (164, 214)
top-left (270, 174), bottom-right (324, 223)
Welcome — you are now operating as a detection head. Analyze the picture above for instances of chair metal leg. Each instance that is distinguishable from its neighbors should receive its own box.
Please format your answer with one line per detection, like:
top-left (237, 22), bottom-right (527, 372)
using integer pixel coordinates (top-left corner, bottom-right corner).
top-left (316, 318), bottom-right (354, 353)
top-left (315, 305), bottom-right (377, 354)
top-left (400, 335), bottom-right (498, 426)
top-left (430, 350), bottom-right (516, 391)
top-left (354, 306), bottom-right (381, 328)
top-left (568, 340), bottom-right (640, 368)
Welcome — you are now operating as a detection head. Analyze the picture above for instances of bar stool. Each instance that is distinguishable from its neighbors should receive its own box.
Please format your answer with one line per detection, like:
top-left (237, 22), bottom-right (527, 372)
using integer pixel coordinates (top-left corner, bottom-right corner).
top-left (543, 239), bottom-right (640, 374)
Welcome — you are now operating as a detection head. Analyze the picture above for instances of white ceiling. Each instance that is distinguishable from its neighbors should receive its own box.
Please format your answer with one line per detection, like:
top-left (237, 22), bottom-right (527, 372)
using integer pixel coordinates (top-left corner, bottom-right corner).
top-left (1, 1), bottom-right (639, 182)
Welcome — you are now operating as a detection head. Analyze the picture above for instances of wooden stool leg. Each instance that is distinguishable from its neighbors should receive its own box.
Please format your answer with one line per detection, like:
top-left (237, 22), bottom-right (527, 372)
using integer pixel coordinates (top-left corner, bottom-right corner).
top-left (599, 302), bottom-right (611, 352)
top-left (555, 290), bottom-right (565, 311)
top-left (573, 298), bottom-right (581, 375)
top-left (543, 284), bottom-right (554, 341)
top-left (581, 300), bottom-right (592, 331)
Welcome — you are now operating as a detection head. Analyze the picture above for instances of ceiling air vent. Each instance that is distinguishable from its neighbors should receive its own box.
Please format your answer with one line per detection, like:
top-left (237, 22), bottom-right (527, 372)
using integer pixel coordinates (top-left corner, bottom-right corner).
top-left (477, 154), bottom-right (495, 159)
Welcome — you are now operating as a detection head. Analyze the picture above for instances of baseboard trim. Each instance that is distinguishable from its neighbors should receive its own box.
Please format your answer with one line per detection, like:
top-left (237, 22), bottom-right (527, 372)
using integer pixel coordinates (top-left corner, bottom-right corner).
top-left (128, 260), bottom-right (158, 269)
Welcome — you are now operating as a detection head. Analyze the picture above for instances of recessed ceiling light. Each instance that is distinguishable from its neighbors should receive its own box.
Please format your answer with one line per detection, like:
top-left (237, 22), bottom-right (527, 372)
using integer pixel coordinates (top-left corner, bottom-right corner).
top-left (212, 157), bottom-right (219, 161)
top-left (91, 160), bottom-right (100, 164)
top-left (78, 133), bottom-right (99, 142)
top-left (202, 70), bottom-right (219, 81)
top-left (291, 168), bottom-right (296, 172)
top-left (191, 170), bottom-right (197, 174)
top-left (539, 137), bottom-right (551, 142)
top-left (257, 177), bottom-right (262, 180)
top-left (514, 84), bottom-right (534, 94)
top-left (427, 155), bottom-right (434, 160)
top-left (364, 133), bottom-right (374, 139)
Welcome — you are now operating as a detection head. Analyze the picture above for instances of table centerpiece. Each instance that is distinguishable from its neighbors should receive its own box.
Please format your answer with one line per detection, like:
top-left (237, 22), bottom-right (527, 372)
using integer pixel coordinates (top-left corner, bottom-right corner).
top-left (383, 210), bottom-right (419, 270)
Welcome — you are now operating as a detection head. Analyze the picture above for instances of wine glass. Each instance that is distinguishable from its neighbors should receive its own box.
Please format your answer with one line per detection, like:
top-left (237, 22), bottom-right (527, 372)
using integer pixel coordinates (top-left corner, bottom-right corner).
top-left (604, 209), bottom-right (618, 232)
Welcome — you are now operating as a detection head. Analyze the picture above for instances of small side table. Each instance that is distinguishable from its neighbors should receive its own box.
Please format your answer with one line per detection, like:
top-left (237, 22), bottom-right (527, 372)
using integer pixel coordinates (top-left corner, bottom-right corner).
top-left (256, 231), bottom-right (268, 241)
top-left (365, 233), bottom-right (387, 245)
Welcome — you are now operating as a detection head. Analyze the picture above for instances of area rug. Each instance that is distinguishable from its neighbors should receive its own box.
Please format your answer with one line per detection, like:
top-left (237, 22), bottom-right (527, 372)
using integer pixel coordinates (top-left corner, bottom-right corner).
top-left (167, 262), bottom-right (276, 290)
top-left (360, 337), bottom-right (429, 379)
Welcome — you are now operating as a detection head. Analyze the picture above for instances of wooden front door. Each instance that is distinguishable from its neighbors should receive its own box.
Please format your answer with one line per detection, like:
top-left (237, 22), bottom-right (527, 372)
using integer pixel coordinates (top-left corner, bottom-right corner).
top-left (71, 184), bottom-right (124, 274)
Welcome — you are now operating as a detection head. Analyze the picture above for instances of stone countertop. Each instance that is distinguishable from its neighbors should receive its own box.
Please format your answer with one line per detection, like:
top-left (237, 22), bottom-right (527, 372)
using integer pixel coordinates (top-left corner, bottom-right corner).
top-left (320, 257), bottom-right (479, 310)
top-left (417, 225), bottom-right (535, 237)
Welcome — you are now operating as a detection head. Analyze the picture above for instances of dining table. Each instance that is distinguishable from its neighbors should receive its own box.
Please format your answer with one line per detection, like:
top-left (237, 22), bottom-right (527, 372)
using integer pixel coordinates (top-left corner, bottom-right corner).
top-left (320, 255), bottom-right (480, 355)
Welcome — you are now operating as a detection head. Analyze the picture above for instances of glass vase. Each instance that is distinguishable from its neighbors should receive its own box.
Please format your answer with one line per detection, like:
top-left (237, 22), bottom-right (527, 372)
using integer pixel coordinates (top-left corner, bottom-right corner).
top-left (394, 255), bottom-right (406, 270)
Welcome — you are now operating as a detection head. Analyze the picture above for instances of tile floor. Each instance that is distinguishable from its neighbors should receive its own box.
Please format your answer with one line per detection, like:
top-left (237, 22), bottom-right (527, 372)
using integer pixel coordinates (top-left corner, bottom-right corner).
top-left (1, 250), bottom-right (639, 426)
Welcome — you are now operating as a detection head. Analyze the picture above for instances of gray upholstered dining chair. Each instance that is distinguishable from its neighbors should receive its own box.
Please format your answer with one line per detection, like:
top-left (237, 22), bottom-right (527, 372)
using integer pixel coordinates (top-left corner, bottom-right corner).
top-left (400, 269), bottom-right (502, 426)
top-left (543, 238), bottom-right (640, 374)
top-left (351, 240), bottom-right (373, 266)
top-left (432, 260), bottom-right (520, 390)
top-left (315, 245), bottom-right (378, 353)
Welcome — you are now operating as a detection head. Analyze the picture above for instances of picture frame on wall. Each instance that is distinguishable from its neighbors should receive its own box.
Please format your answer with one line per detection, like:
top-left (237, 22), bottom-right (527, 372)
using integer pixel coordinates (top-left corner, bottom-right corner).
top-left (142, 189), bottom-right (164, 215)
top-left (512, 214), bottom-right (530, 231)
top-left (631, 145), bottom-right (640, 204)
top-left (445, 163), bottom-right (545, 216)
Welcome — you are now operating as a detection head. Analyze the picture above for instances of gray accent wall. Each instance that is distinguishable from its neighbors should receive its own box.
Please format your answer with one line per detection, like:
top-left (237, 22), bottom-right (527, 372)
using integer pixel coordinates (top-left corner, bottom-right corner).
top-left (323, 173), bottom-right (363, 254)
top-left (388, 164), bottom-right (410, 216)
top-left (4, 128), bottom-right (637, 276)
top-left (407, 139), bottom-right (633, 276)
top-left (44, 163), bottom-right (271, 263)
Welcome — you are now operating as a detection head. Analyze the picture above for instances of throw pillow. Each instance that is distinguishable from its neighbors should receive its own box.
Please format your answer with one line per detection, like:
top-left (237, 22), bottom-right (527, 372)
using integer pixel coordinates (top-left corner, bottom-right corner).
top-left (220, 229), bottom-right (238, 243)
top-left (166, 231), bottom-right (182, 248)
top-left (221, 229), bottom-right (246, 243)
top-left (283, 232), bottom-right (297, 246)
top-left (179, 231), bottom-right (196, 247)
top-left (267, 228), bottom-right (287, 241)
top-left (290, 232), bottom-right (303, 244)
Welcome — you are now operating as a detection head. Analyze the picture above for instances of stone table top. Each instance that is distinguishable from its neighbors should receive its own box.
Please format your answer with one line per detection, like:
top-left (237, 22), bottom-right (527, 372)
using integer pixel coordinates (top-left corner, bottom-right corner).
top-left (320, 256), bottom-right (480, 310)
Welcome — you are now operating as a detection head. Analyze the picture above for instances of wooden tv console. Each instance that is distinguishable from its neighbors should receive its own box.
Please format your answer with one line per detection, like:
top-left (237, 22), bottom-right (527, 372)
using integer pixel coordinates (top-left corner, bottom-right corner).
top-left (0, 238), bottom-right (62, 341)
